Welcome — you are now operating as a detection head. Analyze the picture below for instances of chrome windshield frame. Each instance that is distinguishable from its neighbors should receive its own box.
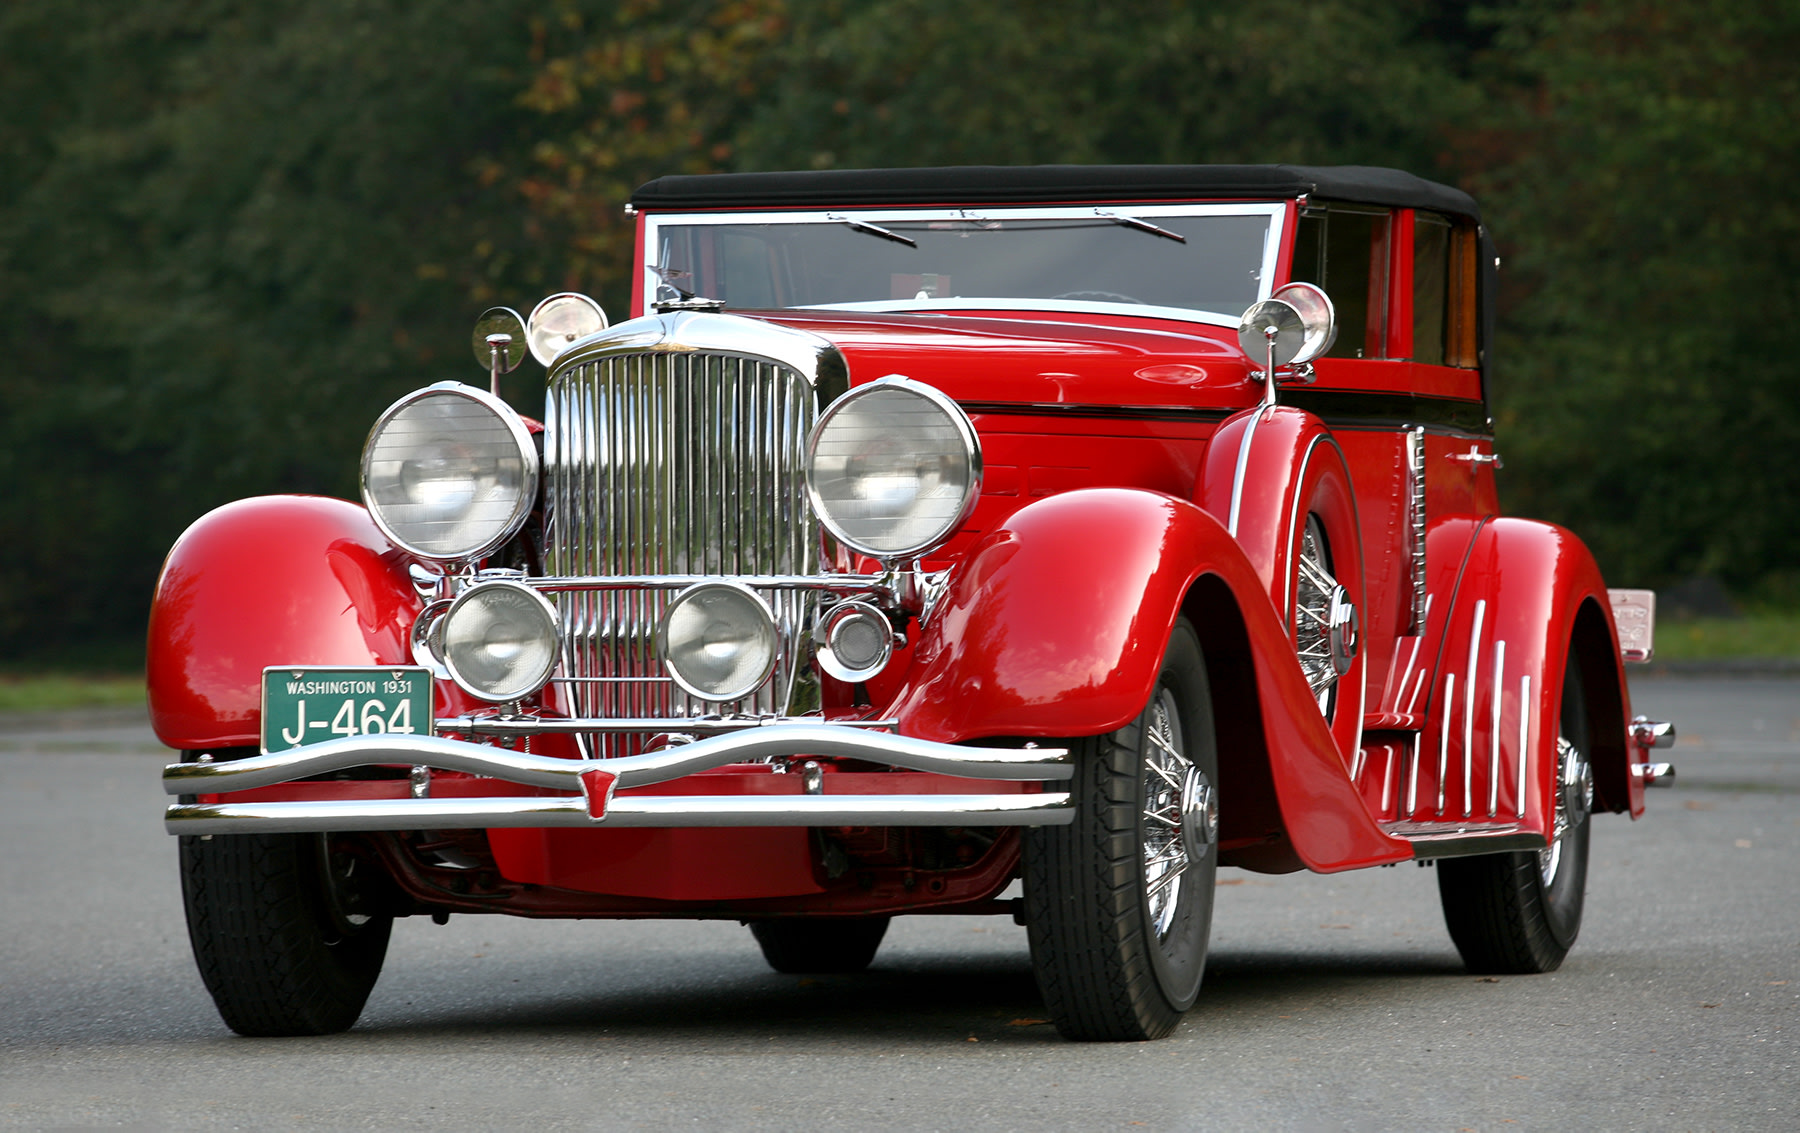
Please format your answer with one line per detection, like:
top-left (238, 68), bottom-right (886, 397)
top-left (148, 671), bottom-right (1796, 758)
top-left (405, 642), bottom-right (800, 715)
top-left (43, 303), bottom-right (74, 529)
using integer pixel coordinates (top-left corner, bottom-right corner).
top-left (641, 202), bottom-right (1287, 328)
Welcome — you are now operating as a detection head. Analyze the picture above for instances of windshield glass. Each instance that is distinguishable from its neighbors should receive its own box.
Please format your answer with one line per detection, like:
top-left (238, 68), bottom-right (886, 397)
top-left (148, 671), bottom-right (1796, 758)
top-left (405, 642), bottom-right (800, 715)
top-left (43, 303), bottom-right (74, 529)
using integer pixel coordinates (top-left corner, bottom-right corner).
top-left (643, 204), bottom-right (1283, 325)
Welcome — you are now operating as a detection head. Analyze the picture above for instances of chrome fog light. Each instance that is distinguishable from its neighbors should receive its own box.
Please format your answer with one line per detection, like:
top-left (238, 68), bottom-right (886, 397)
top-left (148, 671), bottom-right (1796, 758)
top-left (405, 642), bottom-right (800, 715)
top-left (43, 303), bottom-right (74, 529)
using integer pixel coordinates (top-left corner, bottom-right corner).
top-left (661, 583), bottom-right (778, 703)
top-left (361, 383), bottom-right (537, 561)
top-left (814, 600), bottom-right (895, 683)
top-left (807, 376), bottom-right (981, 561)
top-left (440, 580), bottom-right (560, 703)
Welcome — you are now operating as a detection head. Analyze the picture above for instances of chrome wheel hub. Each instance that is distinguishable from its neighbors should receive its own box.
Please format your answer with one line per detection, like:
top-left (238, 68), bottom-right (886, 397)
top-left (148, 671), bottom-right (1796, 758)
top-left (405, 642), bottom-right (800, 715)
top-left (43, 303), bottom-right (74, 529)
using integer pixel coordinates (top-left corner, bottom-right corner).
top-left (1539, 735), bottom-right (1593, 886)
top-left (1294, 516), bottom-right (1356, 715)
top-left (1141, 688), bottom-right (1212, 940)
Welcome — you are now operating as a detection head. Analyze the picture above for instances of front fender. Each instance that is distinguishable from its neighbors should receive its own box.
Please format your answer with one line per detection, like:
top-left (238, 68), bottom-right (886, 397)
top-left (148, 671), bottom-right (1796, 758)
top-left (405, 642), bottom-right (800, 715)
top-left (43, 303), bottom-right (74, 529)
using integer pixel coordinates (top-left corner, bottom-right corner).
top-left (146, 495), bottom-right (422, 750)
top-left (888, 487), bottom-right (1409, 872)
top-left (888, 489), bottom-right (1217, 743)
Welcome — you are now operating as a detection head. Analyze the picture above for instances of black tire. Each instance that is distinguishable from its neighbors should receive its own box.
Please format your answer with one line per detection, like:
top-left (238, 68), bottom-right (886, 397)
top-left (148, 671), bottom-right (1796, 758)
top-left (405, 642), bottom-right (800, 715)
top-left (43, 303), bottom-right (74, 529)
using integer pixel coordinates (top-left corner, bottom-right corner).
top-left (181, 828), bottom-right (392, 1036)
top-left (749, 917), bottom-right (890, 974)
top-left (1022, 618), bottom-right (1219, 1041)
top-left (1437, 651), bottom-right (1592, 973)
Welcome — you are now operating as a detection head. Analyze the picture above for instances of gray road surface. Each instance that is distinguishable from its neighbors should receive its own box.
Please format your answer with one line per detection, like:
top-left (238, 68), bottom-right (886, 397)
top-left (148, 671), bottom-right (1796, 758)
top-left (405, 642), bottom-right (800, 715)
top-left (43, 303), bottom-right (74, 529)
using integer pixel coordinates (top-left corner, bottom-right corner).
top-left (0, 677), bottom-right (1794, 1130)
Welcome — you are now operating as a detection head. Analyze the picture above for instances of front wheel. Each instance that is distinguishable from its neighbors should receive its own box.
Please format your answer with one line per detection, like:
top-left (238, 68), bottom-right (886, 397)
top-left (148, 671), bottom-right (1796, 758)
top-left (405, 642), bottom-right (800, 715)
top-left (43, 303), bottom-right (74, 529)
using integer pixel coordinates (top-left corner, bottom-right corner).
top-left (181, 826), bottom-right (392, 1036)
top-left (1022, 618), bottom-right (1219, 1041)
top-left (1436, 651), bottom-right (1592, 973)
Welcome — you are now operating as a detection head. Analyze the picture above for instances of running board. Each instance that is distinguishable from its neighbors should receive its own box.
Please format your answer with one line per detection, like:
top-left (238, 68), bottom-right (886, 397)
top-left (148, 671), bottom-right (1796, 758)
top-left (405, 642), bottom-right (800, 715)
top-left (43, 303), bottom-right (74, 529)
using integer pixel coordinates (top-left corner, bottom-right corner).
top-left (1382, 819), bottom-right (1547, 859)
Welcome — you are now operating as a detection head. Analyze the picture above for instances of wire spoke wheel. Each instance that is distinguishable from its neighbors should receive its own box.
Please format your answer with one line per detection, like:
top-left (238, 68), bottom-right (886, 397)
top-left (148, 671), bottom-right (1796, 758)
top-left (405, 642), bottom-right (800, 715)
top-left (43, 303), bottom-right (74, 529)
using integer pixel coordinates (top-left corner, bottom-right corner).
top-left (1293, 514), bottom-right (1353, 719)
top-left (1023, 618), bottom-right (1218, 1041)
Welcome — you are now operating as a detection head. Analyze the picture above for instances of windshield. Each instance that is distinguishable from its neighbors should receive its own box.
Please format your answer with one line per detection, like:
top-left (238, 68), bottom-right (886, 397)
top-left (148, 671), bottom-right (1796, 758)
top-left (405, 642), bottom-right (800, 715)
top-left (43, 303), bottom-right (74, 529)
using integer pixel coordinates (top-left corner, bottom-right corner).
top-left (643, 204), bottom-right (1283, 325)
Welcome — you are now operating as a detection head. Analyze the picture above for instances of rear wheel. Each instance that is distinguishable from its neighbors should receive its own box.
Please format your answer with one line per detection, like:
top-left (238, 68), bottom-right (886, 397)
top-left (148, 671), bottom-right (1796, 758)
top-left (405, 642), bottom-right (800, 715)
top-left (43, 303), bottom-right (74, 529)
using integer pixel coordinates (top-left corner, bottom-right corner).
top-left (181, 802), bottom-right (392, 1035)
top-left (1437, 652), bottom-right (1592, 972)
top-left (1022, 618), bottom-right (1218, 1041)
top-left (749, 917), bottom-right (890, 974)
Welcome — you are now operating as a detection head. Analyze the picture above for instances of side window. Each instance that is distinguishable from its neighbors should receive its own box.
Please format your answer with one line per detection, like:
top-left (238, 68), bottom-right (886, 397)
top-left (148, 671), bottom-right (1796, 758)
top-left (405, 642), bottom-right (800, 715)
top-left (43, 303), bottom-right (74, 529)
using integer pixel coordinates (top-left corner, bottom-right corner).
top-left (1413, 212), bottom-right (1480, 368)
top-left (1291, 206), bottom-right (1391, 359)
top-left (1413, 214), bottom-right (1450, 365)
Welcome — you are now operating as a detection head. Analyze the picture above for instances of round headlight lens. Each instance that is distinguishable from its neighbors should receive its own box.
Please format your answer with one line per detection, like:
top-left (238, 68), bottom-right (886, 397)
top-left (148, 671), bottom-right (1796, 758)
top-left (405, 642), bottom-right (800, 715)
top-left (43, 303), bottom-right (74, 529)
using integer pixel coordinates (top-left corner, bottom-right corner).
top-left (806, 377), bottom-right (981, 560)
top-left (661, 583), bottom-right (778, 703)
top-left (814, 600), bottom-right (894, 684)
top-left (361, 383), bottom-right (538, 560)
top-left (440, 580), bottom-right (560, 703)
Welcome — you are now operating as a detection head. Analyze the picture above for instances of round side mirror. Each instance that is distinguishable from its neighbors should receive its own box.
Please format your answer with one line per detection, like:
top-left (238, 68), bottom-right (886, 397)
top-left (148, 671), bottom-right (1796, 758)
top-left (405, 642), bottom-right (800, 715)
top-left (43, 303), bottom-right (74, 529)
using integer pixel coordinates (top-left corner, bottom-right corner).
top-left (1238, 298), bottom-right (1306, 369)
top-left (472, 307), bottom-right (527, 373)
top-left (1271, 282), bottom-right (1337, 365)
top-left (526, 293), bottom-right (609, 366)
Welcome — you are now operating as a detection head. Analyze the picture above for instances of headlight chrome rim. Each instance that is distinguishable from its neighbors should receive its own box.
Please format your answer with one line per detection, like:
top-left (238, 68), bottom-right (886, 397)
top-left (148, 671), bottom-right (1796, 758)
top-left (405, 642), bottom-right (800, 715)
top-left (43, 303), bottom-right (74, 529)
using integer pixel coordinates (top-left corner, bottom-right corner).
top-left (360, 381), bottom-right (539, 562)
top-left (440, 579), bottom-right (561, 704)
top-left (660, 582), bottom-right (780, 704)
top-left (805, 375), bottom-right (983, 562)
top-left (814, 600), bottom-right (896, 684)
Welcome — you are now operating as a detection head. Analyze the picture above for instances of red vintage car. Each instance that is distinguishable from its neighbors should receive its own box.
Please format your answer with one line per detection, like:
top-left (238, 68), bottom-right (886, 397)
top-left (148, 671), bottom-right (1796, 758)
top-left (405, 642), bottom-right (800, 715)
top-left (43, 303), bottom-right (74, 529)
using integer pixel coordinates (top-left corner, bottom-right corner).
top-left (149, 164), bottom-right (1675, 1042)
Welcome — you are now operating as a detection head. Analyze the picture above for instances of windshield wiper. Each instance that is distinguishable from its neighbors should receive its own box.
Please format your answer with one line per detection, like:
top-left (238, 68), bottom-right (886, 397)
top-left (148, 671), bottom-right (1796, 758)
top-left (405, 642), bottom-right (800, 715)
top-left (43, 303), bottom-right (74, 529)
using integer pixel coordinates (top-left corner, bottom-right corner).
top-left (1095, 210), bottom-right (1186, 244)
top-left (828, 214), bottom-right (918, 248)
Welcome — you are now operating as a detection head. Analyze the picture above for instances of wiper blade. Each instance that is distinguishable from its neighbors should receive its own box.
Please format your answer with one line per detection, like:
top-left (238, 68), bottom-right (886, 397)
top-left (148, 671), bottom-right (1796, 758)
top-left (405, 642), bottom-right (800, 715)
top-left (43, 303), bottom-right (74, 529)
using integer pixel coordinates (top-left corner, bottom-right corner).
top-left (829, 214), bottom-right (918, 248)
top-left (1095, 210), bottom-right (1186, 244)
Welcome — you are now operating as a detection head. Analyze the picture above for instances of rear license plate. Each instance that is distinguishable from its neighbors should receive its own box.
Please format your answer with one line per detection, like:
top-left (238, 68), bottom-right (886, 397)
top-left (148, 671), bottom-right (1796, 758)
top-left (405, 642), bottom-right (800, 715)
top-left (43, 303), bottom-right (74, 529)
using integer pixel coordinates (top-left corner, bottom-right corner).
top-left (261, 666), bottom-right (433, 754)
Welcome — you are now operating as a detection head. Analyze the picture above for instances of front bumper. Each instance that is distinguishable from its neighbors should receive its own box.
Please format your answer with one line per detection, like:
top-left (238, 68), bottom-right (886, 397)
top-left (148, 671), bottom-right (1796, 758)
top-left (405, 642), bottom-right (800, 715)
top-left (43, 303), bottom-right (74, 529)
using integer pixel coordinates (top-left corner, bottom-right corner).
top-left (162, 725), bottom-right (1073, 836)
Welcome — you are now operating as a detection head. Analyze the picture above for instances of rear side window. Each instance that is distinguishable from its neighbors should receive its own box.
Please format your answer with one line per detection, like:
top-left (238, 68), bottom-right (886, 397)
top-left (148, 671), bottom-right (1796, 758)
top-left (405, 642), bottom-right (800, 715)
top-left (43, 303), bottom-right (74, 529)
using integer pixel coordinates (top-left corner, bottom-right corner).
top-left (1291, 206), bottom-right (1391, 359)
top-left (1413, 212), bottom-right (1480, 368)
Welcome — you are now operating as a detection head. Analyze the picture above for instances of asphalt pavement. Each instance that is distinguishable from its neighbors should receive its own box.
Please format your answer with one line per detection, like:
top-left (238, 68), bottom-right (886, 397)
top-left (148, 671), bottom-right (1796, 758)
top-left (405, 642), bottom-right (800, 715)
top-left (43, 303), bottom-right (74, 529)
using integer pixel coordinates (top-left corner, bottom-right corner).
top-left (0, 675), bottom-right (1793, 1130)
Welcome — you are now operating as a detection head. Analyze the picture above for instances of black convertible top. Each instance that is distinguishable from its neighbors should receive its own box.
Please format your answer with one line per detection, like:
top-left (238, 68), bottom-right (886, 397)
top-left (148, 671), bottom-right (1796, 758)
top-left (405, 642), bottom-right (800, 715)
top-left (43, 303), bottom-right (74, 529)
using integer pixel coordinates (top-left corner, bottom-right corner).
top-left (631, 164), bottom-right (1479, 220)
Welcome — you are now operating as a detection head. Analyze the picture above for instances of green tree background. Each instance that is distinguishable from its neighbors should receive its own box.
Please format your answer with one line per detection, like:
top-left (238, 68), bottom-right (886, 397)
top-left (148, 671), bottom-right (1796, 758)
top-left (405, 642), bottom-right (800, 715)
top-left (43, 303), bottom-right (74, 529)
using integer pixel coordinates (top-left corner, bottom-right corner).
top-left (0, 0), bottom-right (1792, 666)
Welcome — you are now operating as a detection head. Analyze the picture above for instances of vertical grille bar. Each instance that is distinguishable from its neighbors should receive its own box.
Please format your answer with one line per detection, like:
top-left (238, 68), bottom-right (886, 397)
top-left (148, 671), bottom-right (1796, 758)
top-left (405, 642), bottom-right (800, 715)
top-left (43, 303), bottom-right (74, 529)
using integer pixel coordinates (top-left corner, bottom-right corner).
top-left (545, 350), bottom-right (820, 756)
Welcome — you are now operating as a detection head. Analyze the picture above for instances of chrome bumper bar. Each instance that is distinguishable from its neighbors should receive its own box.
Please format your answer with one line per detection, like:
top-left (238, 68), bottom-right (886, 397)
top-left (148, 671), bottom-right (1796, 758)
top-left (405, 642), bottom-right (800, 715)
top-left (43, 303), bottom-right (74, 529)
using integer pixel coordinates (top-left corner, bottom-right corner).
top-left (162, 725), bottom-right (1073, 835)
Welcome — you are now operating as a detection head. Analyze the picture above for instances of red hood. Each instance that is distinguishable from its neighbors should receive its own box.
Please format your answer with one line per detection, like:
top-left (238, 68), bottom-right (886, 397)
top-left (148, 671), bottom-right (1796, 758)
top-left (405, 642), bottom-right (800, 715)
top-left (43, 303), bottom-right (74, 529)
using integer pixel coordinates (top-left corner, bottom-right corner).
top-left (752, 309), bottom-right (1260, 412)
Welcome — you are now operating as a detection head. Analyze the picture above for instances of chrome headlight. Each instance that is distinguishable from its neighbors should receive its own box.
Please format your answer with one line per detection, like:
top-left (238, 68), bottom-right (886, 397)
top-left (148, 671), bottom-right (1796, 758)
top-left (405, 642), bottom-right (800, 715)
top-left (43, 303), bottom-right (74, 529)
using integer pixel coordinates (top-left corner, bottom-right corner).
top-left (661, 582), bottom-right (778, 703)
top-left (361, 383), bottom-right (538, 561)
top-left (806, 376), bottom-right (981, 560)
top-left (814, 600), bottom-right (895, 684)
top-left (440, 580), bottom-right (560, 703)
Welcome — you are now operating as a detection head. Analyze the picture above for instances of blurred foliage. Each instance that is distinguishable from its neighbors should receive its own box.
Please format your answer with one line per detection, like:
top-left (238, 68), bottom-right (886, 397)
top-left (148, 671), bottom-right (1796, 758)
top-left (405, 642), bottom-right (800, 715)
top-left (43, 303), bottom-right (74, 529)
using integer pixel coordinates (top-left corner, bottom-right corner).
top-left (0, 0), bottom-right (1794, 663)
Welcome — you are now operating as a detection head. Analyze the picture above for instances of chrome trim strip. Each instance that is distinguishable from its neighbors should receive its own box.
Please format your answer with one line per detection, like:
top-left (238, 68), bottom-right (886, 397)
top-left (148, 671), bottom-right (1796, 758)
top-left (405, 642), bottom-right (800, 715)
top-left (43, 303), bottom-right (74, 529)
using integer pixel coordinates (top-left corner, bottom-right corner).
top-left (440, 715), bottom-right (899, 736)
top-left (1463, 599), bottom-right (1485, 817)
top-left (1225, 406), bottom-right (1269, 538)
top-left (532, 573), bottom-right (885, 592)
top-left (1407, 426), bottom-right (1427, 632)
top-left (1437, 672), bottom-right (1454, 814)
top-left (1488, 639), bottom-right (1505, 817)
top-left (1406, 726), bottom-right (1421, 818)
top-left (166, 791), bottom-right (1075, 836)
top-left (1516, 673), bottom-right (1531, 818)
top-left (164, 726), bottom-right (1073, 796)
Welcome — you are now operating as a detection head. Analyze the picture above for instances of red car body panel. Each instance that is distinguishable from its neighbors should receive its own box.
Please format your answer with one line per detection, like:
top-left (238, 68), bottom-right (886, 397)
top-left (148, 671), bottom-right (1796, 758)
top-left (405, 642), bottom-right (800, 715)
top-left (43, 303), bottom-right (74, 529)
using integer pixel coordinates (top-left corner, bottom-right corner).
top-left (150, 171), bottom-right (1656, 926)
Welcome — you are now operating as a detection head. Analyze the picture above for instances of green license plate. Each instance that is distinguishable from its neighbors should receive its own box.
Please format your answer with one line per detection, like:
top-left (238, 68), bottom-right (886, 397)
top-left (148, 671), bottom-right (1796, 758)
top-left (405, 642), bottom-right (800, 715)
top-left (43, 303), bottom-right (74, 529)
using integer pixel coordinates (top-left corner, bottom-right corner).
top-left (261, 666), bottom-right (433, 754)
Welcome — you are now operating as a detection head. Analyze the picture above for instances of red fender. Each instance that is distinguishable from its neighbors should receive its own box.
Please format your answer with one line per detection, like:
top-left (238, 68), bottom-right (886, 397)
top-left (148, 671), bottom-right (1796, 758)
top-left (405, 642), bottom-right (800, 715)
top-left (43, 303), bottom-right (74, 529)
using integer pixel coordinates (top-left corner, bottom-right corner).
top-left (1413, 518), bottom-right (1637, 836)
top-left (886, 487), bottom-right (1409, 872)
top-left (1196, 405), bottom-right (1368, 764)
top-left (147, 496), bottom-right (422, 750)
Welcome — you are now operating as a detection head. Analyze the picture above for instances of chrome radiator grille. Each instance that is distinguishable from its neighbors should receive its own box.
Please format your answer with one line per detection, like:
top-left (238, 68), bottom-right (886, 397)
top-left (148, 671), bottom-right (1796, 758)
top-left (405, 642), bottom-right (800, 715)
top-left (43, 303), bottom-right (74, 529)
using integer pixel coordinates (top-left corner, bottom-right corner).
top-left (543, 349), bottom-right (820, 756)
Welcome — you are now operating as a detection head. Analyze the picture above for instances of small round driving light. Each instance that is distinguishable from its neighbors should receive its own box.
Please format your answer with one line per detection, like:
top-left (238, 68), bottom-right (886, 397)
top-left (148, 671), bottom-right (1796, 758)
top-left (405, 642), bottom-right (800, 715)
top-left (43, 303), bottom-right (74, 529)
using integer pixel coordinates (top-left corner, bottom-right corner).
top-left (526, 292), bottom-right (609, 366)
top-left (1271, 282), bottom-right (1337, 364)
top-left (806, 376), bottom-right (982, 560)
top-left (814, 601), bottom-right (895, 683)
top-left (661, 583), bottom-right (778, 703)
top-left (361, 383), bottom-right (538, 561)
top-left (440, 580), bottom-right (560, 703)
